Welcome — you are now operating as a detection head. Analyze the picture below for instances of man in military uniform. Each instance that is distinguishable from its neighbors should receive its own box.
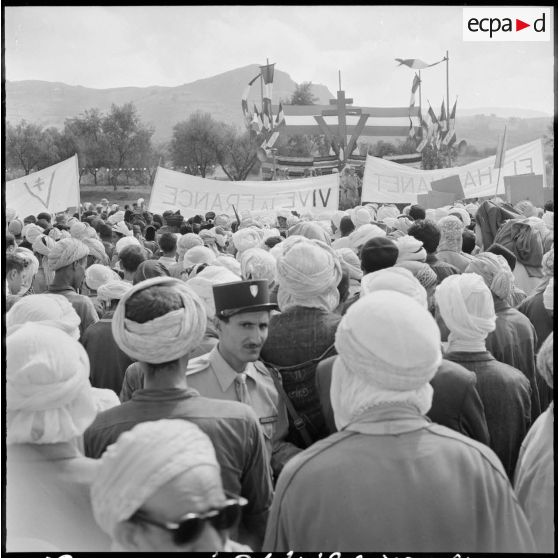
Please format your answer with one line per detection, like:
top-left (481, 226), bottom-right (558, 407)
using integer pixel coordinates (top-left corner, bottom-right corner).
top-left (187, 279), bottom-right (302, 479)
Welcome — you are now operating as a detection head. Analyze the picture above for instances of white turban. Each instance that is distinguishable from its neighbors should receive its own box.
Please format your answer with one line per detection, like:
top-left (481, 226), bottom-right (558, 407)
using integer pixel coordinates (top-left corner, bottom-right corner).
top-left (240, 248), bottom-right (277, 285)
top-left (349, 224), bottom-right (386, 252)
top-left (187, 265), bottom-right (241, 319)
top-left (382, 217), bottom-right (398, 230)
top-left (332, 210), bottom-right (348, 230)
top-left (361, 267), bottom-right (428, 308)
top-left (542, 211), bottom-right (554, 231)
top-left (277, 209), bottom-right (291, 219)
top-left (59, 229), bottom-right (71, 240)
top-left (112, 277), bottom-right (207, 364)
top-left (6, 323), bottom-right (96, 444)
top-left (543, 277), bottom-right (553, 311)
top-left (376, 205), bottom-right (400, 222)
top-left (108, 210), bottom-right (125, 225)
top-left (47, 238), bottom-right (90, 271)
top-left (113, 221), bottom-right (133, 237)
top-left (115, 236), bottom-right (140, 255)
top-left (25, 224), bottom-right (43, 244)
top-left (434, 207), bottom-right (450, 222)
top-left (395, 235), bottom-right (427, 263)
top-left (48, 227), bottom-right (62, 241)
top-left (183, 245), bottom-right (217, 268)
top-left (6, 294), bottom-right (81, 340)
top-left (14, 247), bottom-right (40, 292)
top-left (465, 203), bottom-right (479, 218)
top-left (177, 233), bottom-right (203, 258)
top-left (336, 248), bottom-right (363, 281)
top-left (262, 227), bottom-right (281, 241)
top-left (82, 237), bottom-right (109, 265)
top-left (435, 273), bottom-right (496, 351)
top-left (31, 234), bottom-right (55, 257)
top-left (354, 207), bottom-right (371, 228)
top-left (465, 252), bottom-right (515, 301)
top-left (276, 237), bottom-right (342, 312)
top-left (364, 204), bottom-right (377, 221)
top-left (91, 419), bottom-right (220, 537)
top-left (331, 291), bottom-right (441, 429)
top-left (233, 227), bottom-right (263, 254)
top-left (536, 333), bottom-right (553, 389)
top-left (70, 221), bottom-right (90, 241)
top-left (85, 264), bottom-right (120, 291)
top-left (214, 254), bottom-right (242, 277)
top-left (97, 280), bottom-right (133, 303)
top-left (449, 207), bottom-right (472, 228)
top-left (425, 209), bottom-right (436, 222)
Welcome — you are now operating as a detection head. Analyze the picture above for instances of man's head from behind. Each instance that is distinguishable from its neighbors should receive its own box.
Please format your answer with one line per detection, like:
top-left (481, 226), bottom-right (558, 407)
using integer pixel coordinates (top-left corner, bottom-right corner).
top-left (6, 253), bottom-right (25, 295)
top-left (91, 419), bottom-right (243, 552)
top-left (159, 232), bottom-right (178, 256)
top-left (47, 238), bottom-right (90, 290)
top-left (408, 219), bottom-right (441, 255)
top-left (112, 277), bottom-right (206, 369)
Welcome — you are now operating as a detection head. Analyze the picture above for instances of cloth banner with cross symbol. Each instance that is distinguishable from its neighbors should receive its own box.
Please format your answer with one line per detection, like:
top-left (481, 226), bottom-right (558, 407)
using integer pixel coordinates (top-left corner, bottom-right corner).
top-left (6, 154), bottom-right (80, 218)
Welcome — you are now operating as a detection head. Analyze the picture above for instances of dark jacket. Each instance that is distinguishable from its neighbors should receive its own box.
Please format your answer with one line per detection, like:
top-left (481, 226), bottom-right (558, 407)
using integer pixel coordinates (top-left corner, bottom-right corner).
top-left (315, 356), bottom-right (490, 446)
top-left (444, 350), bottom-right (531, 479)
top-left (485, 298), bottom-right (540, 421)
top-left (260, 306), bottom-right (341, 446)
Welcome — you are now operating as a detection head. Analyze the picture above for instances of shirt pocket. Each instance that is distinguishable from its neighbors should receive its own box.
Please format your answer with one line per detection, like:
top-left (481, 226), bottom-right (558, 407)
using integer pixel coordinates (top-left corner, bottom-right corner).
top-left (259, 415), bottom-right (279, 442)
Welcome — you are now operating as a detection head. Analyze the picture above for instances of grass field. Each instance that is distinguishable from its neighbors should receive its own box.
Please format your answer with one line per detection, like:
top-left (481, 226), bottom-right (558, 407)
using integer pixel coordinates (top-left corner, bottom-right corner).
top-left (79, 184), bottom-right (153, 208)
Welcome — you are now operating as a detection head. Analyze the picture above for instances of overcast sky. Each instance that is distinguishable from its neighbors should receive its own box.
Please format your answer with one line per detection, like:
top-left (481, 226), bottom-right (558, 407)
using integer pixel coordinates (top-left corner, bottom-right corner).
top-left (4, 5), bottom-right (554, 114)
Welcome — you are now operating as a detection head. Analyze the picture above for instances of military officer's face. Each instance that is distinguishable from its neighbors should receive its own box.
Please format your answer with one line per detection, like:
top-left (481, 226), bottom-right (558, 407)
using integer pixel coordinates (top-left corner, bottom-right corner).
top-left (217, 310), bottom-right (271, 366)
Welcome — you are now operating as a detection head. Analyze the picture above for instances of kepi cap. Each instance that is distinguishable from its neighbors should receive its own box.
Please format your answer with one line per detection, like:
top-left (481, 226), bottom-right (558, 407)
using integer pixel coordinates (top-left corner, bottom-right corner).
top-left (213, 279), bottom-right (278, 318)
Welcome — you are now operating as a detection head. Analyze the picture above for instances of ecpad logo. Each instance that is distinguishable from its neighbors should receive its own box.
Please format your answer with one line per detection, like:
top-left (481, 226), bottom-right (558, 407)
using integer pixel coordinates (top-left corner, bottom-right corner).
top-left (463, 8), bottom-right (551, 42)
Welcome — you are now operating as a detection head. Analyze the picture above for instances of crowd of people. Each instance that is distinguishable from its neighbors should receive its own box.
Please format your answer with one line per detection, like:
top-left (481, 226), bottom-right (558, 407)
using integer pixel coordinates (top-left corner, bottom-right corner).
top-left (4, 193), bottom-right (554, 552)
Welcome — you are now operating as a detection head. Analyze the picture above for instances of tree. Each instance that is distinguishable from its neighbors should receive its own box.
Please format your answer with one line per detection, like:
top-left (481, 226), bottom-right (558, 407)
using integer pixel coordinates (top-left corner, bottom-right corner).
top-left (288, 82), bottom-right (319, 106)
top-left (214, 125), bottom-right (259, 181)
top-left (171, 112), bottom-right (220, 178)
top-left (64, 108), bottom-right (108, 183)
top-left (6, 120), bottom-right (52, 175)
top-left (102, 103), bottom-right (154, 188)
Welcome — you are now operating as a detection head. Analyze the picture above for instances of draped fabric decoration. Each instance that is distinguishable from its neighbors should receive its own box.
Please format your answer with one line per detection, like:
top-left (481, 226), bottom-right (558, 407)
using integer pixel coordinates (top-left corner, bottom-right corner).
top-left (260, 63), bottom-right (275, 132)
top-left (409, 73), bottom-right (420, 107)
top-left (442, 99), bottom-right (458, 147)
top-left (395, 57), bottom-right (446, 70)
top-left (241, 73), bottom-right (262, 129)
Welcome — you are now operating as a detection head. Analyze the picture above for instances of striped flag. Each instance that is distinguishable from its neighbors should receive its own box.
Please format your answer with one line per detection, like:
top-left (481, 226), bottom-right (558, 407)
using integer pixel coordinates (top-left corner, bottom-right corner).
top-left (251, 105), bottom-right (262, 133)
top-left (241, 73), bottom-right (261, 128)
top-left (409, 73), bottom-right (420, 107)
top-left (416, 109), bottom-right (429, 152)
top-left (260, 62), bottom-right (275, 130)
top-left (408, 115), bottom-right (415, 139)
top-left (395, 57), bottom-right (446, 70)
top-left (427, 104), bottom-right (439, 145)
top-left (442, 99), bottom-right (458, 146)
top-left (275, 102), bottom-right (285, 127)
top-left (494, 125), bottom-right (508, 169)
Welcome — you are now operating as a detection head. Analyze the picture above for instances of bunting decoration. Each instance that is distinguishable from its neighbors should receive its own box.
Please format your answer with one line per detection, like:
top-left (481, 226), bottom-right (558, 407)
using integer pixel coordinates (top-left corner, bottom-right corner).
top-left (260, 62), bottom-right (275, 131)
top-left (409, 73), bottom-right (420, 107)
top-left (395, 57), bottom-right (446, 70)
top-left (241, 73), bottom-right (262, 128)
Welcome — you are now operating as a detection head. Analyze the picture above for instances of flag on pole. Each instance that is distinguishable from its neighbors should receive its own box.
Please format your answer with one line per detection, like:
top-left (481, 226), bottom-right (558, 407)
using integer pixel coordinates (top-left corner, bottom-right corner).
top-left (260, 62), bottom-right (275, 130)
top-left (442, 99), bottom-right (458, 146)
top-left (241, 73), bottom-right (261, 128)
top-left (251, 105), bottom-right (262, 133)
top-left (494, 125), bottom-right (508, 169)
top-left (395, 57), bottom-right (446, 70)
top-left (427, 104), bottom-right (439, 146)
top-left (408, 115), bottom-right (415, 140)
top-left (439, 100), bottom-right (447, 132)
top-left (6, 155), bottom-right (80, 217)
top-left (409, 73), bottom-right (420, 107)
top-left (275, 102), bottom-right (285, 127)
top-left (416, 109), bottom-right (429, 153)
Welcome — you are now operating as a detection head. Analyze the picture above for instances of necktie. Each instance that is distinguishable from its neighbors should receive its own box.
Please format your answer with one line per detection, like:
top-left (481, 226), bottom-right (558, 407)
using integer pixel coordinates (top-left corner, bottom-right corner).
top-left (234, 373), bottom-right (252, 405)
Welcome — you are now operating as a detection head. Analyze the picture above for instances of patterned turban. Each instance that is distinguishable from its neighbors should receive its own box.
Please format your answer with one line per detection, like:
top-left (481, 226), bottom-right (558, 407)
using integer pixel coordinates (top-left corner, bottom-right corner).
top-left (112, 277), bottom-right (206, 364)
top-left (396, 261), bottom-right (437, 292)
top-left (465, 252), bottom-right (515, 301)
top-left (438, 215), bottom-right (464, 252)
top-left (47, 238), bottom-right (90, 271)
top-left (6, 323), bottom-right (96, 444)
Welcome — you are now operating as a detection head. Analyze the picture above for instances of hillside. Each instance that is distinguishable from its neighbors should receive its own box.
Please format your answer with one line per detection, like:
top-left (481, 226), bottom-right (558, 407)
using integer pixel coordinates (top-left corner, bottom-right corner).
top-left (5, 66), bottom-right (333, 142)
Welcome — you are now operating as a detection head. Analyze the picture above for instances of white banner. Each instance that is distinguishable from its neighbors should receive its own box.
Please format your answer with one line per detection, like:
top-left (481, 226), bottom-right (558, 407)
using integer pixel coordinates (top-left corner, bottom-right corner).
top-left (6, 155), bottom-right (80, 217)
top-left (362, 139), bottom-right (546, 204)
top-left (149, 167), bottom-right (339, 217)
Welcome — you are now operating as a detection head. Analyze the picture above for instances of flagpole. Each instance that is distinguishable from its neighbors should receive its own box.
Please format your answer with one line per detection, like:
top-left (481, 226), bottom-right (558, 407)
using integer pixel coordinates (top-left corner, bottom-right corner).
top-left (75, 154), bottom-right (81, 220)
top-left (446, 50), bottom-right (451, 166)
top-left (418, 70), bottom-right (422, 115)
top-left (267, 58), bottom-right (273, 131)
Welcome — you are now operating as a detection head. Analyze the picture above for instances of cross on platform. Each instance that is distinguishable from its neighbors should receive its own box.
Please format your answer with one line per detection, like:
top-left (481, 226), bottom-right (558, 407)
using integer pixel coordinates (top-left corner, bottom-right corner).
top-left (32, 177), bottom-right (45, 192)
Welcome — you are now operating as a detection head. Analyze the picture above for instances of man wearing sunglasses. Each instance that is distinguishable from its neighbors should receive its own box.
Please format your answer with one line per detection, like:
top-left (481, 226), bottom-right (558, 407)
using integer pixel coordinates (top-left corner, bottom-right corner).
top-left (91, 419), bottom-right (251, 552)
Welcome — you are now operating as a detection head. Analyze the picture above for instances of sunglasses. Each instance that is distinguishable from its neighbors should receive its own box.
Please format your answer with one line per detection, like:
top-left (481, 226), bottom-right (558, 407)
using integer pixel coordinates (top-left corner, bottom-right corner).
top-left (132, 495), bottom-right (247, 545)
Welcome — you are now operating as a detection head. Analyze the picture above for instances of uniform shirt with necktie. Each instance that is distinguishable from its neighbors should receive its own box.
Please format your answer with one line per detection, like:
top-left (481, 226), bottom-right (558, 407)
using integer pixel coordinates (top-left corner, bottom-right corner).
top-left (186, 346), bottom-right (301, 478)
